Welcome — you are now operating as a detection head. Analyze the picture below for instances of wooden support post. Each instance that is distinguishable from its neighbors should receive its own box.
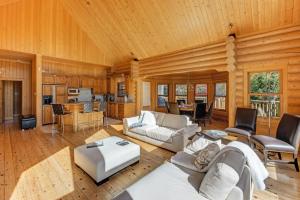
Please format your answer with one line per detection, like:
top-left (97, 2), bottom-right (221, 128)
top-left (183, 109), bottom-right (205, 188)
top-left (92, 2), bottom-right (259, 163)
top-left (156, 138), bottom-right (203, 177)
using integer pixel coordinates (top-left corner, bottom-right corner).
top-left (226, 36), bottom-right (237, 127)
top-left (32, 54), bottom-right (43, 127)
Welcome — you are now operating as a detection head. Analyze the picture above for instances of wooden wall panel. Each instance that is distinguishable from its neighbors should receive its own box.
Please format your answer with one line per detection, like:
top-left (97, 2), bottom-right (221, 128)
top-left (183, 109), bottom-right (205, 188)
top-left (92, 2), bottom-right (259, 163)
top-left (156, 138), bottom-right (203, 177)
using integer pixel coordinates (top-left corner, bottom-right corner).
top-left (287, 63), bottom-right (300, 114)
top-left (0, 59), bottom-right (32, 116)
top-left (138, 42), bottom-right (228, 77)
top-left (0, 0), bottom-right (111, 65)
top-left (3, 81), bottom-right (13, 120)
top-left (42, 57), bottom-right (107, 78)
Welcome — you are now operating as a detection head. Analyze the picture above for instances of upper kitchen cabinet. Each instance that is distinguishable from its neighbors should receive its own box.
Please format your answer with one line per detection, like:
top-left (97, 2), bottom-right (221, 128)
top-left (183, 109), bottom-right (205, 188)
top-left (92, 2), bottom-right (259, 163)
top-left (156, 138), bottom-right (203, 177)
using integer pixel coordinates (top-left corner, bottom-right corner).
top-left (42, 74), bottom-right (55, 84)
top-left (66, 76), bottom-right (80, 88)
top-left (54, 75), bottom-right (67, 84)
top-left (80, 77), bottom-right (94, 88)
top-left (94, 79), bottom-right (106, 94)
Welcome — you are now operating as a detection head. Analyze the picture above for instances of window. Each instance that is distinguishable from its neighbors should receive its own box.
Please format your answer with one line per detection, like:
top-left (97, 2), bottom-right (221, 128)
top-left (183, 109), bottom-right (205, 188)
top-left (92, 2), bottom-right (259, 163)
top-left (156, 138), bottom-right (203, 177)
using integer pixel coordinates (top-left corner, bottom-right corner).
top-left (249, 71), bottom-right (281, 117)
top-left (214, 82), bottom-right (226, 110)
top-left (175, 84), bottom-right (188, 104)
top-left (195, 84), bottom-right (208, 103)
top-left (157, 84), bottom-right (168, 107)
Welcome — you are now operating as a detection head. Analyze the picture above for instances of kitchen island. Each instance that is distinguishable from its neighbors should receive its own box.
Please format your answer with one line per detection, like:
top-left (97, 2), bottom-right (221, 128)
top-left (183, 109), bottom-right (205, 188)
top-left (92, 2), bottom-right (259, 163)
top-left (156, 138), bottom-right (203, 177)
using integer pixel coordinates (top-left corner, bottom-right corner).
top-left (63, 102), bottom-right (103, 132)
top-left (107, 102), bottom-right (136, 119)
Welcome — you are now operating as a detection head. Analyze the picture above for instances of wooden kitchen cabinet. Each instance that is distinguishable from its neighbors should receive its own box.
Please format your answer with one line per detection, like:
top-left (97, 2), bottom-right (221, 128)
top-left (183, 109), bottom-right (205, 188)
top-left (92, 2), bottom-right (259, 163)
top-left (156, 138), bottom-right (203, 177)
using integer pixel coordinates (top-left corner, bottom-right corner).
top-left (81, 77), bottom-right (94, 88)
top-left (42, 74), bottom-right (55, 84)
top-left (43, 85), bottom-right (52, 95)
top-left (108, 102), bottom-right (136, 119)
top-left (56, 85), bottom-right (66, 104)
top-left (55, 75), bottom-right (66, 84)
top-left (66, 76), bottom-right (79, 88)
top-left (43, 105), bottom-right (53, 124)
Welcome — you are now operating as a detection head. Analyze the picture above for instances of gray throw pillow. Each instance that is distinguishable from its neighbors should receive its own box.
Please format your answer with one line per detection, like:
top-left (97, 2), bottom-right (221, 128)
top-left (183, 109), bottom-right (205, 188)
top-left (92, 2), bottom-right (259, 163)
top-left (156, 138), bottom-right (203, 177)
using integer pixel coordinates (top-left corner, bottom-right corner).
top-left (194, 143), bottom-right (220, 171)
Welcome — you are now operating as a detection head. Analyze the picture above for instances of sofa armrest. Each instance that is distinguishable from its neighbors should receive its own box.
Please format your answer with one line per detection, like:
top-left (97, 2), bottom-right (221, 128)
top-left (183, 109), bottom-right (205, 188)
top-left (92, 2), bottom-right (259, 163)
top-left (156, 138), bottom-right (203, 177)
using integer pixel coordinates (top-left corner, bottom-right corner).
top-left (172, 124), bottom-right (199, 150)
top-left (123, 116), bottom-right (140, 134)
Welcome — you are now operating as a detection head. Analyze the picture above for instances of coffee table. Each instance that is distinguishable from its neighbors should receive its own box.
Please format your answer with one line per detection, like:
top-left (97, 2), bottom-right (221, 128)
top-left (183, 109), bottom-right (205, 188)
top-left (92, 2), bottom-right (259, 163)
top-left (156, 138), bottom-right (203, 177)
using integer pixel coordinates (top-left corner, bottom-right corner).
top-left (74, 136), bottom-right (140, 185)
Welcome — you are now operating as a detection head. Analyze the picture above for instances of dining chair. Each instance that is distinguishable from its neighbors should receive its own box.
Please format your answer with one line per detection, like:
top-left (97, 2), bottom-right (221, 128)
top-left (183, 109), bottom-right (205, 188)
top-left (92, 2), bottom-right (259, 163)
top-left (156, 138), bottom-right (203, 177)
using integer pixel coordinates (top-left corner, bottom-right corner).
top-left (165, 101), bottom-right (170, 113)
top-left (177, 99), bottom-right (186, 105)
top-left (191, 103), bottom-right (206, 125)
top-left (251, 113), bottom-right (300, 172)
top-left (198, 101), bottom-right (214, 127)
top-left (225, 107), bottom-right (258, 144)
top-left (168, 102), bottom-right (180, 115)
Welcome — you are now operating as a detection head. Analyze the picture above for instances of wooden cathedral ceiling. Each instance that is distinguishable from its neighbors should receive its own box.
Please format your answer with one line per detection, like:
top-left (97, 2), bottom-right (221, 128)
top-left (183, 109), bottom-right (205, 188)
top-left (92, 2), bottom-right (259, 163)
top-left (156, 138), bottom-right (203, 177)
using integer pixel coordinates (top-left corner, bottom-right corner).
top-left (1, 0), bottom-right (300, 66)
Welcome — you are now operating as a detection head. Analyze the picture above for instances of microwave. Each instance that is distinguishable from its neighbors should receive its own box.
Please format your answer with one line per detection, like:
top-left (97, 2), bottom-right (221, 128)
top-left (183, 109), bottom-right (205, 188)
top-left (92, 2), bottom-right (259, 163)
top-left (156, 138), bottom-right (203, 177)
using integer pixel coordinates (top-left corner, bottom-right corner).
top-left (68, 88), bottom-right (79, 95)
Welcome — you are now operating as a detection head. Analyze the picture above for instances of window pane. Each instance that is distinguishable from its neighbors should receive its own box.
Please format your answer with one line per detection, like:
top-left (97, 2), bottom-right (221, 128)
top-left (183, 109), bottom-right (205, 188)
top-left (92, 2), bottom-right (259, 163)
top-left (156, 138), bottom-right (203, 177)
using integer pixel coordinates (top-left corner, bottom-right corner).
top-left (157, 84), bottom-right (168, 96)
top-left (158, 96), bottom-right (168, 107)
top-left (214, 97), bottom-right (226, 110)
top-left (215, 83), bottom-right (226, 97)
top-left (176, 84), bottom-right (187, 96)
top-left (250, 95), bottom-right (280, 117)
top-left (250, 71), bottom-right (280, 94)
top-left (195, 84), bottom-right (207, 96)
top-left (195, 96), bottom-right (207, 103)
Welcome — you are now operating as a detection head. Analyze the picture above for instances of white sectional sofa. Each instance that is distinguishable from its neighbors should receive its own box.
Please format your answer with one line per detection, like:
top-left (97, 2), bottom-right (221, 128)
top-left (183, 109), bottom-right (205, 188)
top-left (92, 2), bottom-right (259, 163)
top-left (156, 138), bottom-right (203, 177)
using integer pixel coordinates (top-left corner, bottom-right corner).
top-left (123, 111), bottom-right (198, 152)
top-left (113, 146), bottom-right (253, 200)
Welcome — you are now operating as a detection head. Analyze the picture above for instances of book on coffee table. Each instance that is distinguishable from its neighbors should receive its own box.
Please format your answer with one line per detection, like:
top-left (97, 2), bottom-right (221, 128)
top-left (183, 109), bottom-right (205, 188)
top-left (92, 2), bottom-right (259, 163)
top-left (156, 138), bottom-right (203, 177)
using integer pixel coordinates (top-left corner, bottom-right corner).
top-left (86, 141), bottom-right (104, 148)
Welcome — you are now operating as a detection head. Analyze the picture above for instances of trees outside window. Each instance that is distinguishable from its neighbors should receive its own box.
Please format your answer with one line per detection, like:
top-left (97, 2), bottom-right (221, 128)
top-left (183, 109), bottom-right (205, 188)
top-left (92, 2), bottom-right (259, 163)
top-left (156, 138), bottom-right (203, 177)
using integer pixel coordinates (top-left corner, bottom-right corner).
top-left (249, 71), bottom-right (281, 117)
top-left (214, 82), bottom-right (226, 110)
top-left (195, 84), bottom-right (208, 103)
top-left (157, 84), bottom-right (168, 107)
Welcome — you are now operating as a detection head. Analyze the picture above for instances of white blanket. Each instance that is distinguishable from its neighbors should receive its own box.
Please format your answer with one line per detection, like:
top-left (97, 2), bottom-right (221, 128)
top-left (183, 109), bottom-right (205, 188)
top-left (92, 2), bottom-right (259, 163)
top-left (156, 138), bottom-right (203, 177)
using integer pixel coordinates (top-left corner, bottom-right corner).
top-left (228, 141), bottom-right (269, 190)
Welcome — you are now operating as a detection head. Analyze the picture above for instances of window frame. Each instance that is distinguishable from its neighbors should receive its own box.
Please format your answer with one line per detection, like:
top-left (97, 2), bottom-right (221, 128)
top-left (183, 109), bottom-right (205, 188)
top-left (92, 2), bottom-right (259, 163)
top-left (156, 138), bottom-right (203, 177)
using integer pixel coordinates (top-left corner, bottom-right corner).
top-left (194, 83), bottom-right (208, 103)
top-left (157, 83), bottom-right (169, 107)
top-left (248, 70), bottom-right (282, 118)
top-left (175, 83), bottom-right (188, 103)
top-left (214, 82), bottom-right (227, 111)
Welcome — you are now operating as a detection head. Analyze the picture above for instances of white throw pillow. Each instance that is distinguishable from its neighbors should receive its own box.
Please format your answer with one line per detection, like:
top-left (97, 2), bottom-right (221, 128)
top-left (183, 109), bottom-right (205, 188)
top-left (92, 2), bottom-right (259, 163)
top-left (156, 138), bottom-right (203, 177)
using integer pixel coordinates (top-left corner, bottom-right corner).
top-left (186, 135), bottom-right (222, 153)
top-left (199, 163), bottom-right (239, 200)
top-left (141, 111), bottom-right (157, 126)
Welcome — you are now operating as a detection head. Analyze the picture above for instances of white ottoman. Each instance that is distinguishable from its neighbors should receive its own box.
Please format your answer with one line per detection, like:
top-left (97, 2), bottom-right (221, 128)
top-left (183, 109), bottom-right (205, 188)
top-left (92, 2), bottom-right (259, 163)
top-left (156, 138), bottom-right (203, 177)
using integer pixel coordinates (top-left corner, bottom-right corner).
top-left (74, 136), bottom-right (140, 184)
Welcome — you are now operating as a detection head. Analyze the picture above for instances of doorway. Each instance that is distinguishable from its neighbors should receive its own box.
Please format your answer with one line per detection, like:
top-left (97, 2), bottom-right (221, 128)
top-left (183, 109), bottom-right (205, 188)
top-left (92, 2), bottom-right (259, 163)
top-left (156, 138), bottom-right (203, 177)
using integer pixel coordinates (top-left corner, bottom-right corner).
top-left (0, 80), bottom-right (22, 123)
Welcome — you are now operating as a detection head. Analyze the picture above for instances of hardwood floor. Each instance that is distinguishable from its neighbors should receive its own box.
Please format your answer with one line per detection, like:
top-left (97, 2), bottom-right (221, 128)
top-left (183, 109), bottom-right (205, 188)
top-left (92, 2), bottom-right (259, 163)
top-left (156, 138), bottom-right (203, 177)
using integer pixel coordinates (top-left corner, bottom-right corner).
top-left (0, 121), bottom-right (299, 200)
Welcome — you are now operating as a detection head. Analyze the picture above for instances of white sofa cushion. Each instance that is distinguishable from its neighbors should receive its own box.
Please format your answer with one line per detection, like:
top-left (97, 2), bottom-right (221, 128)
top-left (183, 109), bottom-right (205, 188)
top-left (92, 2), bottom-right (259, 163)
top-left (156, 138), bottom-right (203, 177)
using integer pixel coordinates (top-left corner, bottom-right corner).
top-left (162, 114), bottom-right (189, 129)
top-left (141, 111), bottom-right (157, 126)
top-left (146, 127), bottom-right (176, 143)
top-left (125, 162), bottom-right (207, 200)
top-left (199, 163), bottom-right (240, 200)
top-left (130, 124), bottom-right (158, 136)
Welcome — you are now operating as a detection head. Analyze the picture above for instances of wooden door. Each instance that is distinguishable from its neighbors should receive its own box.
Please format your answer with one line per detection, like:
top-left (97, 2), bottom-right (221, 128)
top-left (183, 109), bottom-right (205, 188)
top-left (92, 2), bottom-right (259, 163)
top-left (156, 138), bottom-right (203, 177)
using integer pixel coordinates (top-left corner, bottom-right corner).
top-left (43, 105), bottom-right (53, 124)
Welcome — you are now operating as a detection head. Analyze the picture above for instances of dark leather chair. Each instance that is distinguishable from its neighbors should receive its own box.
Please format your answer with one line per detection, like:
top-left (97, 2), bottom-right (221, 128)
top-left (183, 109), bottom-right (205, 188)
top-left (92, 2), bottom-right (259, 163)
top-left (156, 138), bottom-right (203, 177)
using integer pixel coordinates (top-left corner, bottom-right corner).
top-left (165, 101), bottom-right (170, 113)
top-left (225, 107), bottom-right (257, 143)
top-left (191, 103), bottom-right (206, 124)
top-left (168, 102), bottom-right (180, 115)
top-left (199, 101), bottom-right (214, 127)
top-left (251, 114), bottom-right (300, 172)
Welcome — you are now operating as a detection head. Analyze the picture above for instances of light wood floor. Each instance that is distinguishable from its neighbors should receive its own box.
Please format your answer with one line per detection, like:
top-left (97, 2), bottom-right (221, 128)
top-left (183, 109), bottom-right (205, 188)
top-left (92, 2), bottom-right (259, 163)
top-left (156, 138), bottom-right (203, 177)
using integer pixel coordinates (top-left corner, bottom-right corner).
top-left (0, 121), bottom-right (299, 200)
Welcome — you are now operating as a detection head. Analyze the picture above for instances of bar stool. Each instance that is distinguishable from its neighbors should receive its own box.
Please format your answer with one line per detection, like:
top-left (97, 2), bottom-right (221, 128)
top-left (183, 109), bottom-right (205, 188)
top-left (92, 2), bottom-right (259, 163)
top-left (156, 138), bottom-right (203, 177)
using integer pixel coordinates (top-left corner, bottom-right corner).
top-left (51, 104), bottom-right (71, 133)
top-left (77, 102), bottom-right (93, 131)
top-left (93, 101), bottom-right (106, 129)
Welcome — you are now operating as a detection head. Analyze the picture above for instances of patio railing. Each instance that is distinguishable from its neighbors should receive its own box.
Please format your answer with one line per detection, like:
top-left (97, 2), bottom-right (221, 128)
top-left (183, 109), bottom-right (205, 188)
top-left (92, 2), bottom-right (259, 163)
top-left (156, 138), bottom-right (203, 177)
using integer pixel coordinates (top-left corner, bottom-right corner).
top-left (250, 99), bottom-right (280, 117)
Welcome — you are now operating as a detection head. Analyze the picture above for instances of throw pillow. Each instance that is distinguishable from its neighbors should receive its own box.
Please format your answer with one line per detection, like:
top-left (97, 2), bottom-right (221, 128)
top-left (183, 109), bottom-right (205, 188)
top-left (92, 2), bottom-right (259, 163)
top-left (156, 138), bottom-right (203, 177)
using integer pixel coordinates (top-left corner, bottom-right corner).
top-left (199, 163), bottom-right (240, 200)
top-left (194, 143), bottom-right (220, 171)
top-left (129, 122), bottom-right (144, 129)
